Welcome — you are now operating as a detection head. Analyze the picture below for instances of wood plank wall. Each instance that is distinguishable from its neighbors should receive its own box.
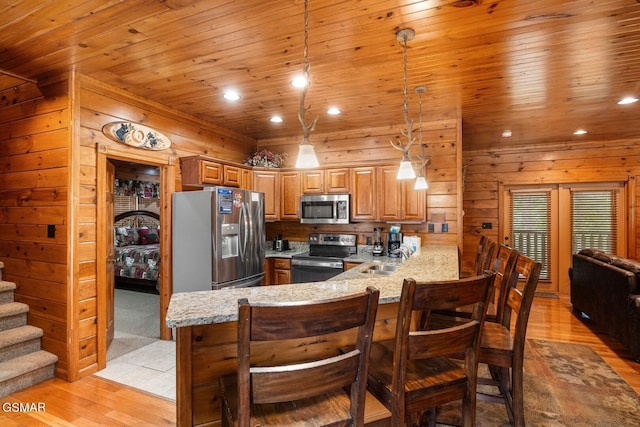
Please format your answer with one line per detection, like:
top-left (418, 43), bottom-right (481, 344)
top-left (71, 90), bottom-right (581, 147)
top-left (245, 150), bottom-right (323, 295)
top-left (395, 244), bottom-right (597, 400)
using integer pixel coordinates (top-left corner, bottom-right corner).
top-left (258, 119), bottom-right (463, 250)
top-left (74, 74), bottom-right (256, 380)
top-left (462, 139), bottom-right (640, 285)
top-left (0, 75), bottom-right (71, 378)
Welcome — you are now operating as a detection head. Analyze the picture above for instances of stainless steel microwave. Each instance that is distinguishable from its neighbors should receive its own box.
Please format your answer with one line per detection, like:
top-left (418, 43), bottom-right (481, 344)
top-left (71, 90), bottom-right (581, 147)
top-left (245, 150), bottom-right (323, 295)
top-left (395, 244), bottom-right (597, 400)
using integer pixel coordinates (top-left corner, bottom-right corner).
top-left (300, 194), bottom-right (350, 224)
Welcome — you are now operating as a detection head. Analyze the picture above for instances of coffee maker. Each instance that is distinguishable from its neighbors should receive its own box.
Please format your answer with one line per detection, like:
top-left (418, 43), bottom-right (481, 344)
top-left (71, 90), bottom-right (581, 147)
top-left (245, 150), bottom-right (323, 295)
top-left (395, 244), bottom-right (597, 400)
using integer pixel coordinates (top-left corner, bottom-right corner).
top-left (372, 227), bottom-right (384, 256)
top-left (387, 232), bottom-right (403, 257)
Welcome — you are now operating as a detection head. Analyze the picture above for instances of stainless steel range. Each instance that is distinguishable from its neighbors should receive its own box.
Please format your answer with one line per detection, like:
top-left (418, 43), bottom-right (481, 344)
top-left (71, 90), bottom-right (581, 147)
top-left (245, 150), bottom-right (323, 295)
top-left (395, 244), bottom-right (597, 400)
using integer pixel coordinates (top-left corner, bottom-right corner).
top-left (291, 233), bottom-right (357, 283)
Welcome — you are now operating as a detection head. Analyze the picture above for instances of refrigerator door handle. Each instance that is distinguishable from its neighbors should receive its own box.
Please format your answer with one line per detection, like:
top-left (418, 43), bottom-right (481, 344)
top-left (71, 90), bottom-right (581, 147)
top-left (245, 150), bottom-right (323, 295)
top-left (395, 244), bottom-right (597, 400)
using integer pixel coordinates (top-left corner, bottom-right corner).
top-left (239, 201), bottom-right (248, 261)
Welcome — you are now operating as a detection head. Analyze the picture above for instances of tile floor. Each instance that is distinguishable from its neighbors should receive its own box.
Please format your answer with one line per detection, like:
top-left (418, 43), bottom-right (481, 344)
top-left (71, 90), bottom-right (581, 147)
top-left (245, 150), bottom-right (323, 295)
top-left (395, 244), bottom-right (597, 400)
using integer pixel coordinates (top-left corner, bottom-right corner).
top-left (95, 338), bottom-right (177, 400)
top-left (94, 288), bottom-right (176, 401)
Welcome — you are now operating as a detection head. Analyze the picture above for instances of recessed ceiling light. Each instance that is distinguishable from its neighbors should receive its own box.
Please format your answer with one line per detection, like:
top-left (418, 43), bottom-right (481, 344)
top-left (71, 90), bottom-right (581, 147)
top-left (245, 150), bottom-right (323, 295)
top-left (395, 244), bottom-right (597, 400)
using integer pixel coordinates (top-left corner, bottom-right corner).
top-left (501, 130), bottom-right (512, 138)
top-left (573, 129), bottom-right (588, 135)
top-left (270, 115), bottom-right (283, 123)
top-left (223, 90), bottom-right (240, 101)
top-left (618, 96), bottom-right (638, 105)
top-left (291, 76), bottom-right (307, 88)
top-left (326, 107), bottom-right (341, 115)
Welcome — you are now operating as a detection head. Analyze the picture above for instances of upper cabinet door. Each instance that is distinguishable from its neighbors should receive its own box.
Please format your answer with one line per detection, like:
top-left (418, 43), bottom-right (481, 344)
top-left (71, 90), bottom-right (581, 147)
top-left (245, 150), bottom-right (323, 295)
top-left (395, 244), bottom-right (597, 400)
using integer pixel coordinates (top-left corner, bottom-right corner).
top-left (376, 165), bottom-right (426, 222)
top-left (301, 168), bottom-right (350, 194)
top-left (223, 164), bottom-right (241, 187)
top-left (253, 170), bottom-right (280, 221)
top-left (325, 168), bottom-right (350, 193)
top-left (301, 170), bottom-right (324, 194)
top-left (378, 165), bottom-right (402, 221)
top-left (280, 171), bottom-right (301, 220)
top-left (350, 167), bottom-right (377, 221)
top-left (402, 180), bottom-right (426, 222)
top-left (180, 156), bottom-right (246, 188)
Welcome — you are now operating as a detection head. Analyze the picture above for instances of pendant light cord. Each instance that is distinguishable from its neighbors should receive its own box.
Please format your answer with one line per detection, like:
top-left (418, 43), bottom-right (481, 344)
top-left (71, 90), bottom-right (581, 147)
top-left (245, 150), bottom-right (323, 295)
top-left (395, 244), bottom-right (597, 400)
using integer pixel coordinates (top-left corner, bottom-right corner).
top-left (298, 0), bottom-right (318, 141)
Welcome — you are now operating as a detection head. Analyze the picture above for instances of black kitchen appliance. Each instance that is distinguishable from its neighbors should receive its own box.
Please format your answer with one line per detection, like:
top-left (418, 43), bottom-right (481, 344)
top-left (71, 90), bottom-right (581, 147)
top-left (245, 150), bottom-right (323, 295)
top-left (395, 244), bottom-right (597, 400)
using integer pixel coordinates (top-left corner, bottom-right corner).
top-left (291, 233), bottom-right (357, 283)
top-left (272, 234), bottom-right (290, 251)
top-left (387, 232), bottom-right (403, 258)
top-left (372, 227), bottom-right (384, 256)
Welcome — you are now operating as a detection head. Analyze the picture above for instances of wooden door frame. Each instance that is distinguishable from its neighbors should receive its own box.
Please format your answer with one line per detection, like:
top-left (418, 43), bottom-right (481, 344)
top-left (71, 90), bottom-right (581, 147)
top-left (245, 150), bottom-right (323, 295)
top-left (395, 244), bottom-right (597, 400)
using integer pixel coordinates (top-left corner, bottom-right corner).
top-left (500, 181), bottom-right (630, 295)
top-left (96, 148), bottom-right (175, 369)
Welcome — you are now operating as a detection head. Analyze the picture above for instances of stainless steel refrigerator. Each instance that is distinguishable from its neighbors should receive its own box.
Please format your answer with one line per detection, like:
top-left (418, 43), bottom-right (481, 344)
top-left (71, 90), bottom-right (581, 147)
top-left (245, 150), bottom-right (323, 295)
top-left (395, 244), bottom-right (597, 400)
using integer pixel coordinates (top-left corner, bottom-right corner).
top-left (172, 187), bottom-right (265, 291)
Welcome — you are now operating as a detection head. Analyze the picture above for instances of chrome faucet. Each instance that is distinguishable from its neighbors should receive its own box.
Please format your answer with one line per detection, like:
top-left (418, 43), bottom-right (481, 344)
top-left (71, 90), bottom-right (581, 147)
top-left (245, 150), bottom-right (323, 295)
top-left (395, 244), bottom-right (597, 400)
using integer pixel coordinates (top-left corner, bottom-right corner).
top-left (392, 243), bottom-right (414, 261)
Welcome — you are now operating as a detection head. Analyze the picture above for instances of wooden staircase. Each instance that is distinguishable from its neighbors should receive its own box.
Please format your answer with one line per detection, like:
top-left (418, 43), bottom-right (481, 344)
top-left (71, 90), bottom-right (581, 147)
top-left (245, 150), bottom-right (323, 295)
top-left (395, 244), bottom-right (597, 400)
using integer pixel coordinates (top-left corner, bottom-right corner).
top-left (0, 261), bottom-right (58, 397)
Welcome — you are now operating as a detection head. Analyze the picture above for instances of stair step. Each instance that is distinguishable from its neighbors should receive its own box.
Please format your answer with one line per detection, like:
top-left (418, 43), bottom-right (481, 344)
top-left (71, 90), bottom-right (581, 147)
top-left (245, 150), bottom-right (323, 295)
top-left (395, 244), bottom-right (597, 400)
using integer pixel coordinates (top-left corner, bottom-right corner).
top-left (0, 350), bottom-right (58, 397)
top-left (0, 302), bottom-right (29, 331)
top-left (0, 326), bottom-right (44, 363)
top-left (0, 281), bottom-right (16, 304)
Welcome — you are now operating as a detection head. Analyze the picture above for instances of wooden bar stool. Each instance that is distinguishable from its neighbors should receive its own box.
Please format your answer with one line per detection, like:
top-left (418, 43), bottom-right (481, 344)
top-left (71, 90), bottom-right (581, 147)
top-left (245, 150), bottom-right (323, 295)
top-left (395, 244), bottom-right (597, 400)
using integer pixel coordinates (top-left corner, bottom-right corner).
top-left (476, 254), bottom-right (542, 427)
top-left (437, 244), bottom-right (518, 323)
top-left (471, 235), bottom-right (497, 276)
top-left (365, 273), bottom-right (495, 426)
top-left (219, 286), bottom-right (379, 427)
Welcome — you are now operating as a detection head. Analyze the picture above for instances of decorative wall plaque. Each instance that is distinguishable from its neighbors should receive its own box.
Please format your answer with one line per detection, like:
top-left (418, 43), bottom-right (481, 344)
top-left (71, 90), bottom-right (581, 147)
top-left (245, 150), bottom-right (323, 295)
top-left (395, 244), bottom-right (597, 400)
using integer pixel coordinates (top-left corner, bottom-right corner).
top-left (102, 122), bottom-right (171, 151)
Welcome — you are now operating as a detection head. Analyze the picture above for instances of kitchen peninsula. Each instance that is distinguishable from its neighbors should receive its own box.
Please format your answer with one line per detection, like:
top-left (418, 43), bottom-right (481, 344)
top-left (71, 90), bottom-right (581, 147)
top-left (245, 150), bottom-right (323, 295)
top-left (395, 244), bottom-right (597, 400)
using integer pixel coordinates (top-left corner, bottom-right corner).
top-left (167, 244), bottom-right (458, 426)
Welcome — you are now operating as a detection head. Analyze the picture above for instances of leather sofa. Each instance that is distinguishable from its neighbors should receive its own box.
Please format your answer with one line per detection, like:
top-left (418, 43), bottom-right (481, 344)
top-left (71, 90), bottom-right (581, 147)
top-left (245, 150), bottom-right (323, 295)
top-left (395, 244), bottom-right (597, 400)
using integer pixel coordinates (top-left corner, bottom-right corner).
top-left (569, 249), bottom-right (640, 362)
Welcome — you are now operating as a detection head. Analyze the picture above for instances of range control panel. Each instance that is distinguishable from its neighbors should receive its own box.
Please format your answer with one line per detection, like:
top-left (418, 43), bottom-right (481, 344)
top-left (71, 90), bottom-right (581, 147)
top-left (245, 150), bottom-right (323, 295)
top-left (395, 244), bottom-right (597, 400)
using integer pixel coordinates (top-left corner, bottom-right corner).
top-left (308, 233), bottom-right (357, 246)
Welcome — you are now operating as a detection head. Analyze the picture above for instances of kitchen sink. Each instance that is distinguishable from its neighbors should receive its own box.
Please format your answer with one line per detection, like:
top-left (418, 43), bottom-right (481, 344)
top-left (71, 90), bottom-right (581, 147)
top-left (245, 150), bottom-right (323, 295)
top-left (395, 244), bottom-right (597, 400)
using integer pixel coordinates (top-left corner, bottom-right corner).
top-left (360, 264), bottom-right (398, 275)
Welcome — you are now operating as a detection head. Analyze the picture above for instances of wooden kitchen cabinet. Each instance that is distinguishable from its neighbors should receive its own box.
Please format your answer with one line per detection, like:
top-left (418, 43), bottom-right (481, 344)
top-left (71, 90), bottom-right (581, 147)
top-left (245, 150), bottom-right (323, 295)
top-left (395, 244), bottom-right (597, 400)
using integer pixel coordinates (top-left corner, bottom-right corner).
top-left (240, 167), bottom-right (252, 189)
top-left (326, 168), bottom-right (350, 193)
top-left (222, 164), bottom-right (241, 187)
top-left (252, 170), bottom-right (301, 221)
top-left (253, 170), bottom-right (280, 221)
top-left (180, 157), bottom-right (223, 185)
top-left (301, 170), bottom-right (324, 193)
top-left (343, 261), bottom-right (363, 271)
top-left (350, 167), bottom-right (377, 221)
top-left (180, 155), bottom-right (247, 188)
top-left (280, 171), bottom-right (301, 219)
top-left (302, 168), bottom-right (350, 194)
top-left (402, 178), bottom-right (426, 221)
top-left (378, 166), bottom-right (402, 221)
top-left (272, 257), bottom-right (291, 285)
top-left (377, 165), bottom-right (426, 222)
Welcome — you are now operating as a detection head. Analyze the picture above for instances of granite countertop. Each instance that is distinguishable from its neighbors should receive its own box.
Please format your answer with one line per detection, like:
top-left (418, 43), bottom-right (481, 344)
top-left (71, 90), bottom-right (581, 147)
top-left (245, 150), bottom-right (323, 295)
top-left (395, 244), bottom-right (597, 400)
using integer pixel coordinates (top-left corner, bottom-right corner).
top-left (166, 244), bottom-right (459, 328)
top-left (265, 248), bottom-right (307, 258)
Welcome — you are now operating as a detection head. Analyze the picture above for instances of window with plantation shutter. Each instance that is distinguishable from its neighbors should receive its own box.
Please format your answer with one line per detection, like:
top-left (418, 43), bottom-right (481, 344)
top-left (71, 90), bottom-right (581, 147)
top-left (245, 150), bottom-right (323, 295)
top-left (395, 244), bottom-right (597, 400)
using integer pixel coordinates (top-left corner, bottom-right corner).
top-left (571, 189), bottom-right (619, 255)
top-left (509, 190), bottom-right (551, 280)
top-left (504, 182), bottom-right (626, 293)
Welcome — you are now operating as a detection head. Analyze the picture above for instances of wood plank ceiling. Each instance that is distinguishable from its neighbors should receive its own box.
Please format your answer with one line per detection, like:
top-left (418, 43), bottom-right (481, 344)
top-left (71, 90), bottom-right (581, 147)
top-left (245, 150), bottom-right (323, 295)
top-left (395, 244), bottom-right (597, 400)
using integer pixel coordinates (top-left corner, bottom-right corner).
top-left (1, 0), bottom-right (639, 151)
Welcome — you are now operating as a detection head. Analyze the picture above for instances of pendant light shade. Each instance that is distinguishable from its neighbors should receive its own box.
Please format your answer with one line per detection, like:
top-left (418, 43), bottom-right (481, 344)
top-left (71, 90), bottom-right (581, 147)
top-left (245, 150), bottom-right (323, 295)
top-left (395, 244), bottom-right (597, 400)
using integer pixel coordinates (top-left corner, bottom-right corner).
top-left (397, 154), bottom-right (416, 179)
top-left (414, 175), bottom-right (428, 190)
top-left (295, 138), bottom-right (319, 168)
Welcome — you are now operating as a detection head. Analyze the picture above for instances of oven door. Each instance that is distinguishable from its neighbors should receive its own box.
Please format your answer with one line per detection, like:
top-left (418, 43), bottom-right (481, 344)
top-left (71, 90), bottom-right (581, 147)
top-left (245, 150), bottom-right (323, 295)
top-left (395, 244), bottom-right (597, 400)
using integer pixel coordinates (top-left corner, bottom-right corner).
top-left (291, 258), bottom-right (344, 283)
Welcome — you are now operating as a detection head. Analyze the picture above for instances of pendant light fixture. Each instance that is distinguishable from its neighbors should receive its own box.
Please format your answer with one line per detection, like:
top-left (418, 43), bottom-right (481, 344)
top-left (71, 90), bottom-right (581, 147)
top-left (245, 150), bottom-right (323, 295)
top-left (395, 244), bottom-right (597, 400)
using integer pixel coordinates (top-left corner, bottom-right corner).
top-left (414, 85), bottom-right (430, 190)
top-left (294, 0), bottom-right (320, 169)
top-left (391, 28), bottom-right (417, 180)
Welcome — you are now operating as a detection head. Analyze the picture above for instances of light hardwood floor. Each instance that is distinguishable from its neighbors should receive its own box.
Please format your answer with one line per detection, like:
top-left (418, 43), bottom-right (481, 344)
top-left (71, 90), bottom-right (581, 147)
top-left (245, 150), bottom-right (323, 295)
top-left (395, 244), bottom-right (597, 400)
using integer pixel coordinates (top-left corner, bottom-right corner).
top-left (1, 295), bottom-right (638, 426)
